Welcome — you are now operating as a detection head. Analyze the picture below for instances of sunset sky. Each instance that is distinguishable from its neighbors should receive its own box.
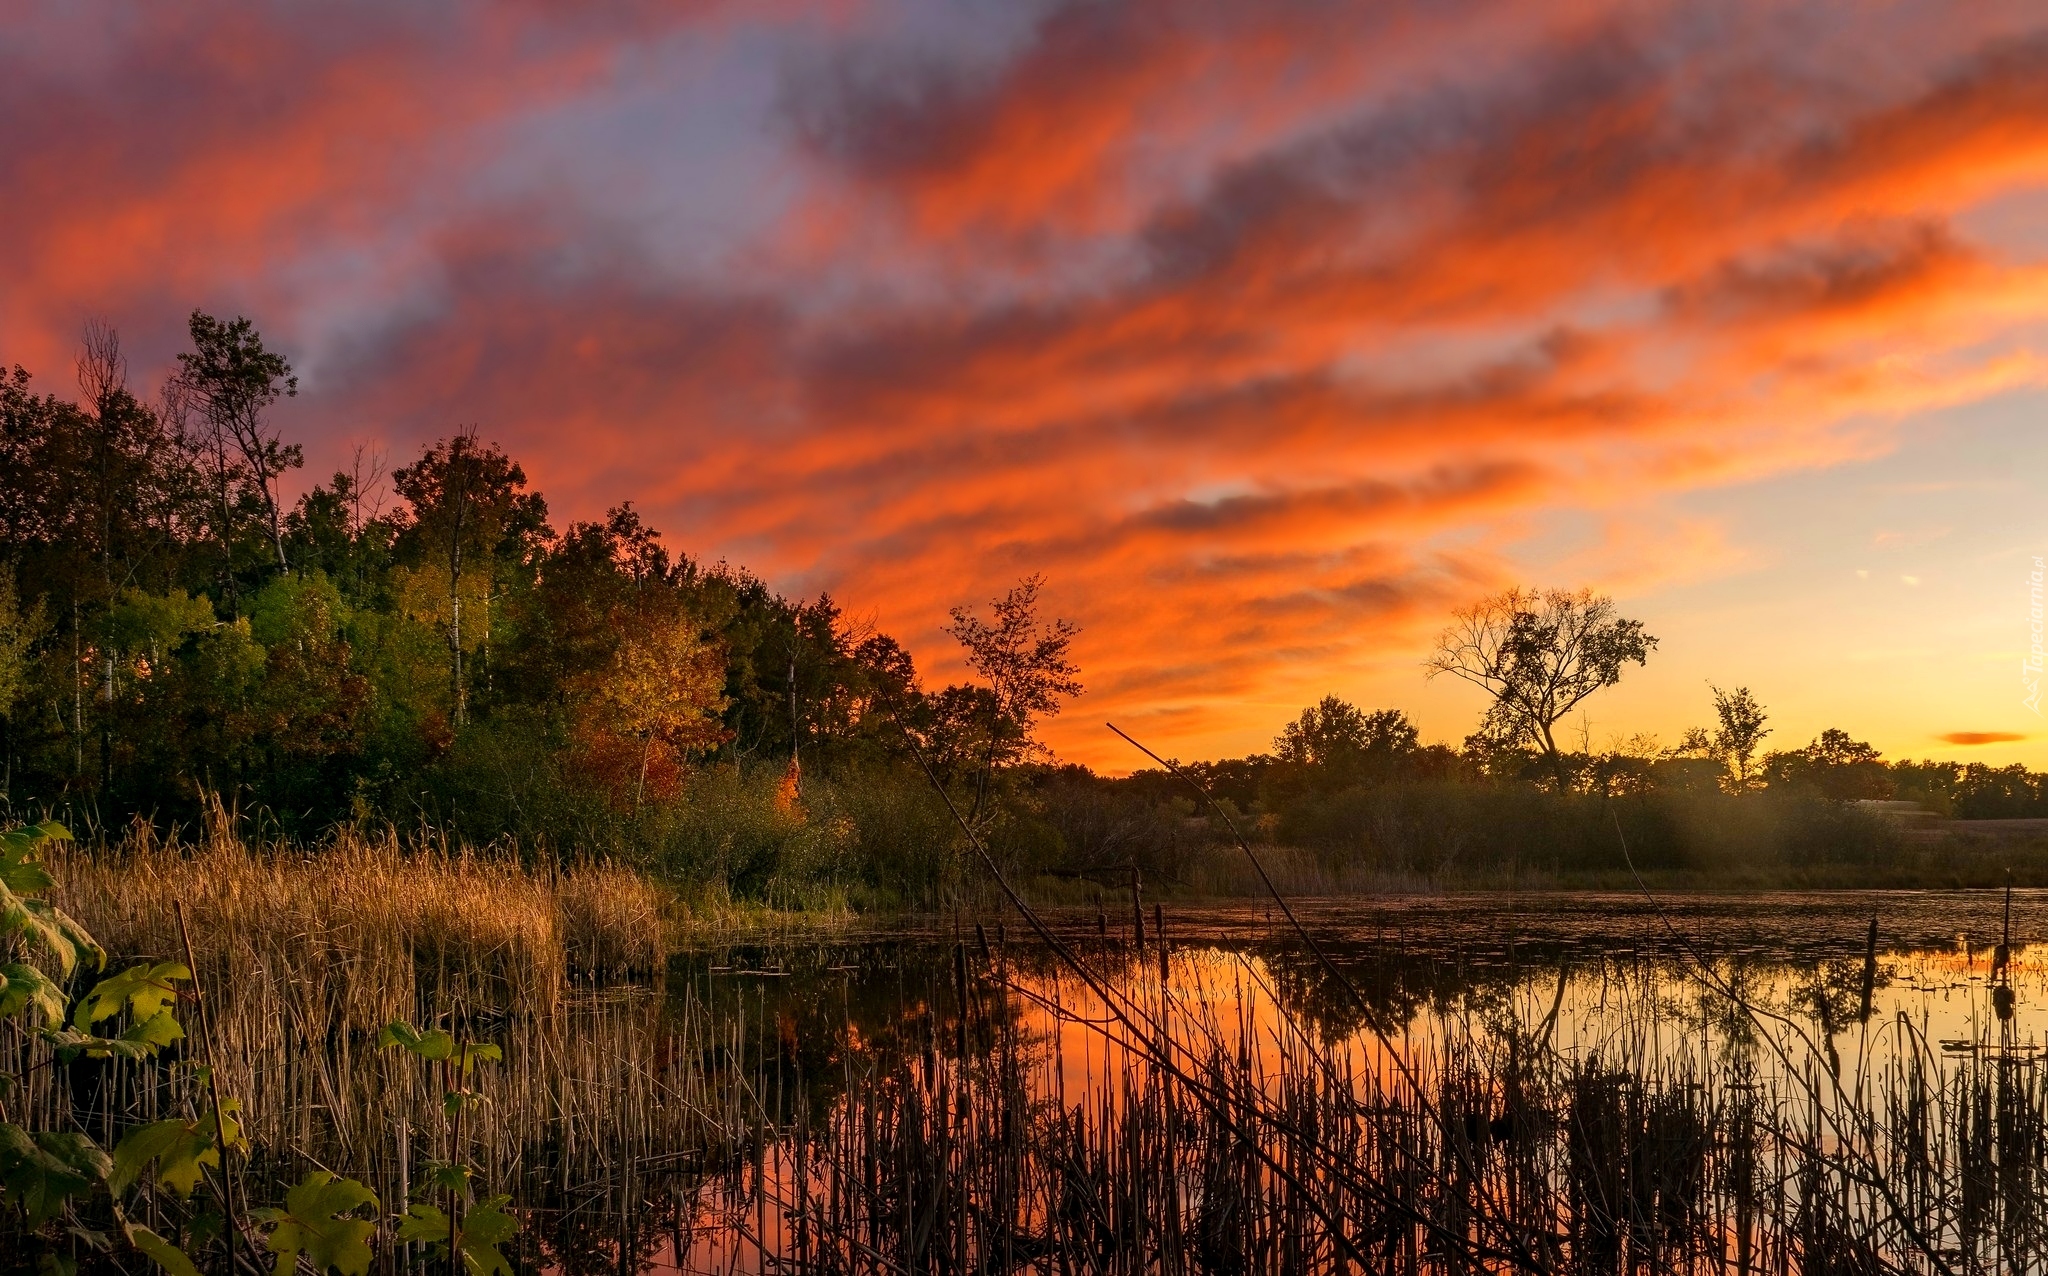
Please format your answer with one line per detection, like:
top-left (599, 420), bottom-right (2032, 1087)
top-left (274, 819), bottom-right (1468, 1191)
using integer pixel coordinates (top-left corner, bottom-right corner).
top-left (7, 0), bottom-right (2048, 771)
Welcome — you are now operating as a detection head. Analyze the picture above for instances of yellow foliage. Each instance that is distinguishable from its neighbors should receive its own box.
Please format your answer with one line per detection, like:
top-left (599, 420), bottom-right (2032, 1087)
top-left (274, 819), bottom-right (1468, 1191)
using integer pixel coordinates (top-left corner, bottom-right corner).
top-left (595, 611), bottom-right (729, 753)
top-left (390, 564), bottom-right (493, 653)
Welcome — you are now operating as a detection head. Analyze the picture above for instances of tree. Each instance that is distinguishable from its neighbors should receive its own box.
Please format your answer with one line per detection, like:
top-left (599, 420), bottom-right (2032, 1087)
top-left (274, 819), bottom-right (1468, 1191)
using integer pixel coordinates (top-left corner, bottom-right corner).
top-left (1762, 729), bottom-right (1892, 801)
top-left (0, 566), bottom-right (46, 802)
top-left (1274, 696), bottom-right (1419, 785)
top-left (173, 312), bottom-right (301, 575)
top-left (589, 609), bottom-right (730, 811)
top-left (1426, 587), bottom-right (1657, 784)
top-left (1710, 684), bottom-right (1770, 793)
top-left (944, 574), bottom-right (1081, 819)
top-left (391, 433), bottom-right (550, 726)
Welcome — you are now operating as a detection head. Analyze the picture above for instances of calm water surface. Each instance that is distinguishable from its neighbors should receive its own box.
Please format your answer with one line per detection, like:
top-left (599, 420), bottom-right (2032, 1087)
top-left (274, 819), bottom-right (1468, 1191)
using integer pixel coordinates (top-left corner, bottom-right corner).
top-left (573, 890), bottom-right (2048, 1273)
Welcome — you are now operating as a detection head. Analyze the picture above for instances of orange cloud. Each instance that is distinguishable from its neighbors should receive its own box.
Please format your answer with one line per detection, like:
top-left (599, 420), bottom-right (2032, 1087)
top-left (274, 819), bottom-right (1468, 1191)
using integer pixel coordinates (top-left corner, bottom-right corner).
top-left (1940, 732), bottom-right (2030, 746)
top-left (8, 1), bottom-right (2048, 767)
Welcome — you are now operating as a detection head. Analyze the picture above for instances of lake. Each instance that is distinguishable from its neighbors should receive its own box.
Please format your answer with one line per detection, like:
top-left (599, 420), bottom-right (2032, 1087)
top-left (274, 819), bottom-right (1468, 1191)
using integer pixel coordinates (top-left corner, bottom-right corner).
top-left (481, 889), bottom-right (2044, 1273)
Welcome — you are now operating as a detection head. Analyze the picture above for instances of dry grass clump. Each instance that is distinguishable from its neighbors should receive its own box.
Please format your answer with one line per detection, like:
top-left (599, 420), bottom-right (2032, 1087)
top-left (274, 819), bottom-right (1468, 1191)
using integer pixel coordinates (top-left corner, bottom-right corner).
top-left (49, 814), bottom-right (671, 1031)
top-left (28, 814), bottom-right (700, 1196)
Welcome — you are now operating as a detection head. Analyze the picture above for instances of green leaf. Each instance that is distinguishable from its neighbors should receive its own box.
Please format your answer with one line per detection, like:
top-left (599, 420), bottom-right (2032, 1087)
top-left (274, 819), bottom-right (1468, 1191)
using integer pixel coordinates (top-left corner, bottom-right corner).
top-left (0, 821), bottom-right (69, 894)
top-left (256, 1171), bottom-right (378, 1276)
top-left (420, 1163), bottom-right (470, 1195)
top-left (186, 1210), bottom-right (224, 1250)
top-left (376, 1022), bottom-right (454, 1060)
top-left (394, 1194), bottom-right (517, 1276)
top-left (125, 1224), bottom-right (203, 1276)
top-left (45, 1008), bottom-right (185, 1062)
top-left (0, 962), bottom-right (65, 1024)
top-left (395, 1201), bottom-right (450, 1248)
top-left (111, 1116), bottom-right (220, 1198)
top-left (0, 886), bottom-right (103, 978)
top-left (74, 962), bottom-right (189, 1028)
top-left (457, 1196), bottom-right (518, 1276)
top-left (0, 1125), bottom-right (110, 1228)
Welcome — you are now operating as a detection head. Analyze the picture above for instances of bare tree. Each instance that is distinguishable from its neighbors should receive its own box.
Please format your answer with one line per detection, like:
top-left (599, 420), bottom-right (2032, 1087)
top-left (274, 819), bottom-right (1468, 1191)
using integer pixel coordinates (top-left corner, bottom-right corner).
top-left (945, 574), bottom-right (1082, 820)
top-left (1427, 586), bottom-right (1657, 784)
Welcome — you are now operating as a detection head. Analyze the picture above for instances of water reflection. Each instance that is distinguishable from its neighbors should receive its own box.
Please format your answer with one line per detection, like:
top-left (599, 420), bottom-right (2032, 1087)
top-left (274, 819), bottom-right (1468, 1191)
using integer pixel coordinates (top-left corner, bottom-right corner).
top-left (510, 891), bottom-right (2048, 1273)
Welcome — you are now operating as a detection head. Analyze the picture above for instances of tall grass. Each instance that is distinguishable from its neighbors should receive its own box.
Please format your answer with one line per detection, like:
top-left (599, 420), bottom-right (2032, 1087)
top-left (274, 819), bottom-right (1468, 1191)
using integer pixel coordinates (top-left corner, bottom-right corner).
top-left (18, 808), bottom-right (2048, 1273)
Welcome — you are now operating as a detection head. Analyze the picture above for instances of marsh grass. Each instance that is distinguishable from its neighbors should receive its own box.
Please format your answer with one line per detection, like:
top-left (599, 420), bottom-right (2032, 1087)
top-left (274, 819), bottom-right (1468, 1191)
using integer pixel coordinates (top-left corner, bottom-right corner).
top-left (17, 814), bottom-right (2048, 1274)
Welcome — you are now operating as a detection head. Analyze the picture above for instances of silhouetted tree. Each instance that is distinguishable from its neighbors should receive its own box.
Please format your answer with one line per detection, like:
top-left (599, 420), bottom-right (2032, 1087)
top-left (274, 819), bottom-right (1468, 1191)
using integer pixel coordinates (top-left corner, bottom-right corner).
top-left (1427, 587), bottom-right (1656, 785)
top-left (945, 574), bottom-right (1081, 820)
top-left (173, 311), bottom-right (300, 576)
top-left (1763, 729), bottom-right (1892, 801)
top-left (1274, 696), bottom-right (1420, 788)
top-left (1710, 684), bottom-right (1770, 793)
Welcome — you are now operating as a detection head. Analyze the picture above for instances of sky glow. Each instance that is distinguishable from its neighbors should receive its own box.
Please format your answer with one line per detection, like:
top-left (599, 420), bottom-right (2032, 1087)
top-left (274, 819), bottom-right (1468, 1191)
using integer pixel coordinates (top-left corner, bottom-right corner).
top-left (8, 0), bottom-right (2048, 769)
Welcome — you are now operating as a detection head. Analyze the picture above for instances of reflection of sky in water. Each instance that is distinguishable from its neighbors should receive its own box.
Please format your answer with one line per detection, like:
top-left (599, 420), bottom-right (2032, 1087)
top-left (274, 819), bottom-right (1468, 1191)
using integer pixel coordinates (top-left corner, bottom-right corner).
top-left (640, 897), bottom-right (2048, 1273)
top-left (995, 940), bottom-right (2048, 1119)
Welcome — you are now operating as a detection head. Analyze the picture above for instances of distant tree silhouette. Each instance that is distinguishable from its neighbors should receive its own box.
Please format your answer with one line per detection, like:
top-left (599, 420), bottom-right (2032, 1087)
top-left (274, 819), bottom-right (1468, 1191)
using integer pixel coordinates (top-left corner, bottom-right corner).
top-left (945, 574), bottom-right (1081, 820)
top-left (1710, 684), bottom-right (1771, 793)
top-left (1274, 696), bottom-right (1419, 786)
top-left (1428, 587), bottom-right (1656, 786)
top-left (173, 311), bottom-right (300, 575)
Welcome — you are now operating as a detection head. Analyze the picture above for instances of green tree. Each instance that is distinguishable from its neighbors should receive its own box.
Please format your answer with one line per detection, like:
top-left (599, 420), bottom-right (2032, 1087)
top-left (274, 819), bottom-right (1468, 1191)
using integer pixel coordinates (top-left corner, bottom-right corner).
top-left (0, 566), bottom-right (46, 802)
top-left (391, 433), bottom-right (550, 726)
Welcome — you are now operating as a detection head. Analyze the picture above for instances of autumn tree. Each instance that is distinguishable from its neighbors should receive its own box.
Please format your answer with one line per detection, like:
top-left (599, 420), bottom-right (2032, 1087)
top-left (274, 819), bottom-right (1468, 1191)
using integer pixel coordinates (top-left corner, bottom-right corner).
top-left (591, 610), bottom-right (730, 811)
top-left (1427, 587), bottom-right (1656, 785)
top-left (944, 574), bottom-right (1081, 819)
top-left (391, 432), bottom-right (550, 726)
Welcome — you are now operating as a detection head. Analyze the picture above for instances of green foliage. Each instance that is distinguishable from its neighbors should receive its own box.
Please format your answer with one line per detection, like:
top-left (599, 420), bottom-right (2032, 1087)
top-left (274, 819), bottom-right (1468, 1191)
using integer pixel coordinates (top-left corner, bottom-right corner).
top-left (124, 1225), bottom-right (203, 1276)
top-left (0, 813), bottom-right (519, 1272)
top-left (0, 564), bottom-right (45, 721)
top-left (0, 1128), bottom-right (109, 1228)
top-left (375, 1022), bottom-right (455, 1060)
top-left (396, 1195), bottom-right (517, 1276)
top-left (73, 961), bottom-right (189, 1028)
top-left (44, 1008), bottom-right (185, 1061)
top-left (380, 1022), bottom-right (520, 1271)
top-left (109, 1104), bottom-right (242, 1198)
top-left (0, 821), bottom-right (102, 982)
top-left (253, 1171), bottom-right (380, 1276)
top-left (0, 963), bottom-right (63, 1023)
top-left (376, 1023), bottom-right (501, 1074)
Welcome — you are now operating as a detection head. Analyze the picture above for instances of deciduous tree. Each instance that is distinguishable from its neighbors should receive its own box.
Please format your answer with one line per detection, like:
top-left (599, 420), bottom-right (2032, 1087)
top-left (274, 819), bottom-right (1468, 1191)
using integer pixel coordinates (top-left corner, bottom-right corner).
top-left (945, 575), bottom-right (1081, 819)
top-left (1710, 684), bottom-right (1771, 793)
top-left (1427, 587), bottom-right (1656, 785)
top-left (173, 312), bottom-right (300, 576)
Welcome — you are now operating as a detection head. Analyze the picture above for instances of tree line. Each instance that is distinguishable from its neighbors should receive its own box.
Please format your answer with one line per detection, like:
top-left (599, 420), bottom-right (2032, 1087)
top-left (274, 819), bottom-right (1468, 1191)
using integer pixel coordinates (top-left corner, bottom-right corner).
top-left (0, 314), bottom-right (1081, 893)
top-left (6, 313), bottom-right (2041, 900)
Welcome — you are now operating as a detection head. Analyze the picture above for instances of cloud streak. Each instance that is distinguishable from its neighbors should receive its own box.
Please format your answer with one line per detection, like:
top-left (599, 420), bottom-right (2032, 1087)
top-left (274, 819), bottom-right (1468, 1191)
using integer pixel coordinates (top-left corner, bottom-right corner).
top-left (7, 0), bottom-right (2048, 764)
